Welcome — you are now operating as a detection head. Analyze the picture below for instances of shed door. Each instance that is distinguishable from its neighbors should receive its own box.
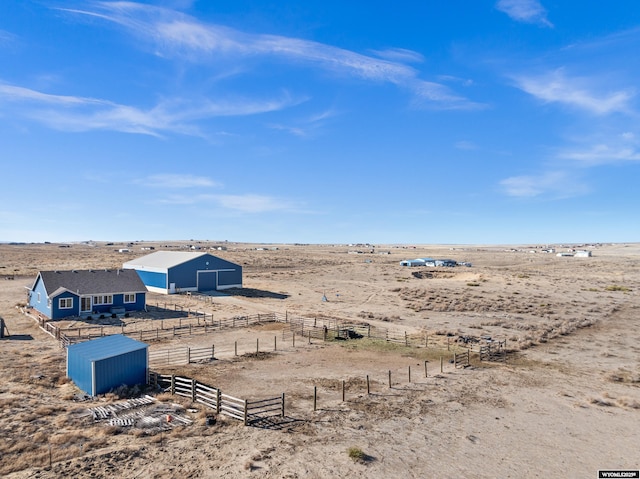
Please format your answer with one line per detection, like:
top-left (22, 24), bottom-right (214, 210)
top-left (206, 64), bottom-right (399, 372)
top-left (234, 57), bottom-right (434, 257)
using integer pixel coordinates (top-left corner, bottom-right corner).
top-left (197, 271), bottom-right (217, 291)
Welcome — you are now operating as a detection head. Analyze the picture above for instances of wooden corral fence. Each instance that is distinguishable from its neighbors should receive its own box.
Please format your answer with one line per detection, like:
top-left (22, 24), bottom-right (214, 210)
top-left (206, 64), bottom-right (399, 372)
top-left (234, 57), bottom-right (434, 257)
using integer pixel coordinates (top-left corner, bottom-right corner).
top-left (40, 312), bottom-right (278, 348)
top-left (148, 345), bottom-right (215, 366)
top-left (283, 314), bottom-right (429, 347)
top-left (149, 372), bottom-right (284, 426)
top-left (479, 342), bottom-right (508, 362)
top-left (454, 350), bottom-right (470, 368)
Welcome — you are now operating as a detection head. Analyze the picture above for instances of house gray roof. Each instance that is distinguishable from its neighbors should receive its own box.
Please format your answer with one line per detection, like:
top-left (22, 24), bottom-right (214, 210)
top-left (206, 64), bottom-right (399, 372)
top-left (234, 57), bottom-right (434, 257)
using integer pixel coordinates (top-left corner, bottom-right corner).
top-left (38, 269), bottom-right (146, 297)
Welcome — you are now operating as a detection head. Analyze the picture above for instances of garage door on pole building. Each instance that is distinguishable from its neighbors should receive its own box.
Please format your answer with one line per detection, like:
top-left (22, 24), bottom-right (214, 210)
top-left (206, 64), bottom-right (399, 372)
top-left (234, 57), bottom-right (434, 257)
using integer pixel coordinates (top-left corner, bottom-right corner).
top-left (197, 271), bottom-right (217, 291)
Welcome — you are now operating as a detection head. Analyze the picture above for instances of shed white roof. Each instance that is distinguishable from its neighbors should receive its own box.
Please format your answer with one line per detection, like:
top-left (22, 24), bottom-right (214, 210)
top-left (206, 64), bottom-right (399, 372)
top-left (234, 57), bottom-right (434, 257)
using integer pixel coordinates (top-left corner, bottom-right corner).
top-left (123, 251), bottom-right (208, 270)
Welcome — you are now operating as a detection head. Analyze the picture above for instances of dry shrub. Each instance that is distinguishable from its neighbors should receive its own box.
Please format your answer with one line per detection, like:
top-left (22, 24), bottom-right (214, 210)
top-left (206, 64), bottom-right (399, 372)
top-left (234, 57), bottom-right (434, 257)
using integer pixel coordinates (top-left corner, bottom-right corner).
top-left (169, 426), bottom-right (188, 439)
top-left (31, 431), bottom-right (49, 444)
top-left (130, 428), bottom-right (147, 438)
top-left (61, 391), bottom-right (76, 401)
top-left (7, 439), bottom-right (39, 455)
top-left (57, 376), bottom-right (72, 386)
top-left (590, 397), bottom-right (615, 407)
top-left (84, 437), bottom-right (109, 451)
top-left (98, 425), bottom-right (122, 437)
top-left (154, 392), bottom-right (175, 402)
top-left (49, 431), bottom-right (86, 446)
top-left (607, 370), bottom-right (640, 384)
top-left (34, 405), bottom-right (60, 416)
top-left (616, 397), bottom-right (640, 409)
top-left (0, 396), bottom-right (21, 408)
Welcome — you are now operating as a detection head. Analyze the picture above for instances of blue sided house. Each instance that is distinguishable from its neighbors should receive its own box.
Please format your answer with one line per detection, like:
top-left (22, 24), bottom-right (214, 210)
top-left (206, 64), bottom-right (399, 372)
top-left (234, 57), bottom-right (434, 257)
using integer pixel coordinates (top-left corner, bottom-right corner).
top-left (67, 334), bottom-right (148, 396)
top-left (123, 251), bottom-right (242, 294)
top-left (28, 269), bottom-right (147, 320)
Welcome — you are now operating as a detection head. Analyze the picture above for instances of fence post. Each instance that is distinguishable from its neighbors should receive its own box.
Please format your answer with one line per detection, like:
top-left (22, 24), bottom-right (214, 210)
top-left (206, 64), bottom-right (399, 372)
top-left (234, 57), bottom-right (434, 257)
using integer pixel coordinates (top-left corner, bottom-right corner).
top-left (281, 393), bottom-right (285, 417)
top-left (256, 338), bottom-right (259, 354)
top-left (425, 334), bottom-right (428, 348)
top-left (211, 344), bottom-right (215, 359)
top-left (405, 331), bottom-right (408, 346)
top-left (243, 400), bottom-right (248, 426)
top-left (440, 356), bottom-right (443, 373)
top-left (293, 333), bottom-right (295, 348)
top-left (454, 352), bottom-right (457, 369)
top-left (171, 375), bottom-right (175, 395)
top-left (424, 360), bottom-right (428, 378)
top-left (408, 366), bottom-right (411, 383)
top-left (173, 326), bottom-right (175, 338)
top-left (192, 379), bottom-right (197, 402)
top-left (342, 380), bottom-right (345, 402)
top-left (366, 375), bottom-right (370, 394)
top-left (187, 347), bottom-right (191, 364)
top-left (447, 337), bottom-right (450, 350)
top-left (313, 386), bottom-right (317, 411)
top-left (139, 330), bottom-right (142, 341)
top-left (308, 331), bottom-right (311, 344)
top-left (235, 341), bottom-right (238, 356)
top-left (216, 389), bottom-right (221, 414)
top-left (388, 370), bottom-right (391, 388)
top-left (274, 335), bottom-right (277, 351)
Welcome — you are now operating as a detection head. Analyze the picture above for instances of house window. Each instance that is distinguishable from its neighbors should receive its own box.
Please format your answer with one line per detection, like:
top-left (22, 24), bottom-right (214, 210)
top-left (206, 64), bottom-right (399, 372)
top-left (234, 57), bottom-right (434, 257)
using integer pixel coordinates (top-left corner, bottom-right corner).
top-left (124, 293), bottom-right (136, 303)
top-left (92, 295), bottom-right (113, 305)
top-left (37, 292), bottom-right (41, 302)
top-left (59, 298), bottom-right (73, 309)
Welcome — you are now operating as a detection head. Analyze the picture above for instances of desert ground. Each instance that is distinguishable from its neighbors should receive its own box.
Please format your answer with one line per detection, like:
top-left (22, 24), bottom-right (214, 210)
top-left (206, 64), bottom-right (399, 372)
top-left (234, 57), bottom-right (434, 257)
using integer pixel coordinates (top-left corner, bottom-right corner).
top-left (0, 241), bottom-right (638, 478)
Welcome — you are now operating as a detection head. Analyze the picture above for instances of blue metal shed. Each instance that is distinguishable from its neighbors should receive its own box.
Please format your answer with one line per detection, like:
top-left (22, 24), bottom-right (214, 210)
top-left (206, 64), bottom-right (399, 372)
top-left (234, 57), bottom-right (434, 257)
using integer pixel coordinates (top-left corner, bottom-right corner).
top-left (66, 335), bottom-right (148, 396)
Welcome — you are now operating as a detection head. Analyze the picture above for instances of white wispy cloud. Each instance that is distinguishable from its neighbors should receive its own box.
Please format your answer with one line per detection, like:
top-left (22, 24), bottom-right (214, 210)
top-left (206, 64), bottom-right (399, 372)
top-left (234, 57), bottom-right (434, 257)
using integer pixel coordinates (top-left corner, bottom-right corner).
top-left (155, 192), bottom-right (295, 212)
top-left (137, 174), bottom-right (221, 188)
top-left (61, 2), bottom-right (478, 109)
top-left (0, 29), bottom-right (17, 45)
top-left (496, 0), bottom-right (553, 27)
top-left (513, 69), bottom-right (635, 115)
top-left (0, 82), bottom-right (300, 136)
top-left (455, 140), bottom-right (478, 150)
top-left (500, 170), bottom-right (589, 198)
top-left (215, 194), bottom-right (294, 213)
top-left (268, 107), bottom-right (339, 137)
top-left (370, 48), bottom-right (425, 64)
top-left (558, 142), bottom-right (640, 165)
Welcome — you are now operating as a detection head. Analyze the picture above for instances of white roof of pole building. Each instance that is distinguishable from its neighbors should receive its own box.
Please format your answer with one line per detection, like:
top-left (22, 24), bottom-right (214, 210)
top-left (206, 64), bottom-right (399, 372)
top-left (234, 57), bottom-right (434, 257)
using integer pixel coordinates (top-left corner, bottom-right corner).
top-left (123, 251), bottom-right (210, 270)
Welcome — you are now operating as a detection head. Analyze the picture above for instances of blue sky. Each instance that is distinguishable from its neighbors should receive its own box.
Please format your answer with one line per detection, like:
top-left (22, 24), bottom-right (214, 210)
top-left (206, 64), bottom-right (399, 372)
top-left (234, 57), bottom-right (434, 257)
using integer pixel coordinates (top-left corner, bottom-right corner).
top-left (1, 0), bottom-right (639, 244)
